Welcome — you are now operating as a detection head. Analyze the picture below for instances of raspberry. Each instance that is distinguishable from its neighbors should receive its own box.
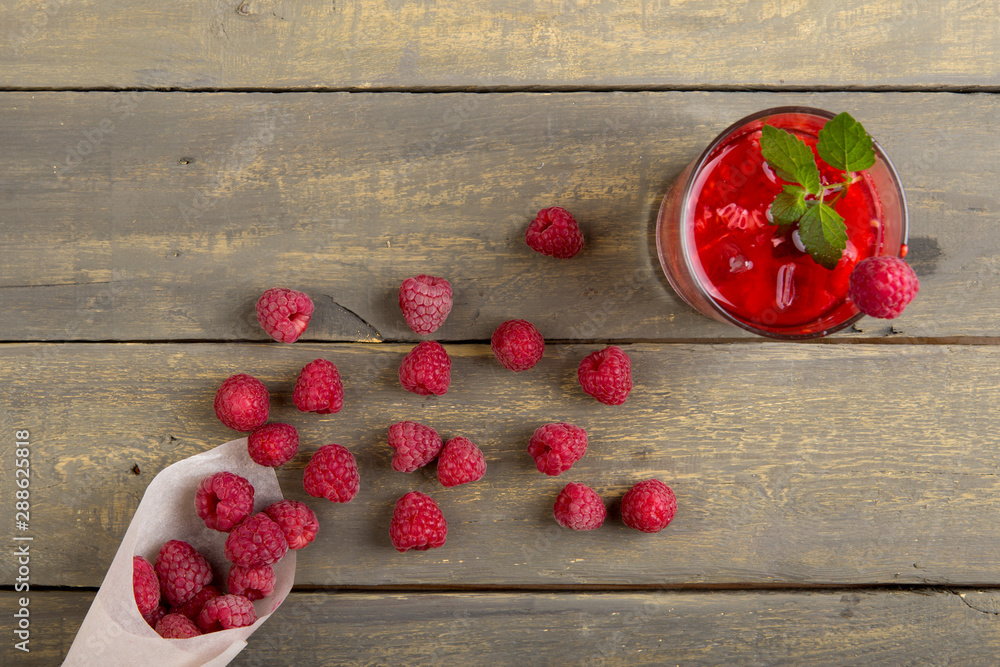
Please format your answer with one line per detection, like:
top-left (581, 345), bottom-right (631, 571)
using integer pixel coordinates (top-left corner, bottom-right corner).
top-left (194, 471), bottom-right (255, 532)
top-left (264, 499), bottom-right (319, 550)
top-left (437, 437), bottom-right (486, 488)
top-left (171, 584), bottom-right (221, 622)
top-left (577, 345), bottom-right (632, 405)
top-left (255, 287), bottom-right (314, 343)
top-left (387, 421), bottom-right (444, 473)
top-left (553, 482), bottom-right (607, 530)
top-left (525, 206), bottom-right (585, 259)
top-left (247, 422), bottom-right (299, 467)
top-left (214, 373), bottom-right (270, 431)
top-left (197, 594), bottom-right (257, 633)
top-left (154, 540), bottom-right (214, 607)
top-left (224, 513), bottom-right (289, 567)
top-left (399, 275), bottom-right (453, 335)
top-left (132, 555), bottom-right (160, 618)
top-left (491, 319), bottom-right (545, 371)
top-left (293, 359), bottom-right (344, 415)
top-left (398, 341), bottom-right (451, 396)
top-left (527, 423), bottom-right (588, 476)
top-left (156, 613), bottom-right (202, 639)
top-left (848, 256), bottom-right (919, 319)
top-left (620, 479), bottom-right (677, 533)
top-left (390, 491), bottom-right (447, 552)
top-left (144, 604), bottom-right (168, 628)
top-left (227, 564), bottom-right (276, 601)
top-left (303, 444), bottom-right (360, 502)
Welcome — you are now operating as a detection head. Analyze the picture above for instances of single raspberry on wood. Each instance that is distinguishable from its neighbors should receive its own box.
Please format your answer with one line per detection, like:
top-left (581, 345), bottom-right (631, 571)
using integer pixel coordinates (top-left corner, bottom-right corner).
top-left (390, 491), bottom-right (448, 552)
top-left (491, 319), bottom-right (545, 371)
top-left (156, 613), bottom-right (203, 639)
top-left (399, 274), bottom-right (453, 334)
top-left (577, 345), bottom-right (633, 405)
top-left (255, 287), bottom-right (314, 343)
top-left (387, 421), bottom-right (444, 473)
top-left (848, 256), bottom-right (919, 319)
top-left (620, 479), bottom-right (677, 533)
top-left (248, 422), bottom-right (300, 467)
top-left (132, 555), bottom-right (160, 619)
top-left (437, 436), bottom-right (486, 488)
top-left (303, 444), bottom-right (360, 502)
top-left (398, 341), bottom-right (451, 396)
top-left (264, 499), bottom-right (319, 550)
top-left (214, 373), bottom-right (270, 431)
top-left (154, 540), bottom-right (214, 607)
top-left (525, 206), bottom-right (585, 259)
top-left (553, 482), bottom-right (607, 531)
top-left (527, 423), bottom-right (588, 476)
top-left (224, 513), bottom-right (289, 567)
top-left (227, 564), bottom-right (276, 601)
top-left (194, 471), bottom-right (255, 532)
top-left (171, 584), bottom-right (221, 622)
top-left (293, 359), bottom-right (344, 415)
top-left (197, 594), bottom-right (257, 633)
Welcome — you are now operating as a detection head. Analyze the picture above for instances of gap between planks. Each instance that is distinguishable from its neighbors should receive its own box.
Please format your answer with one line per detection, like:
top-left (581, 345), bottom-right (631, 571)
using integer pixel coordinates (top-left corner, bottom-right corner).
top-left (3, 85), bottom-right (1000, 95)
top-left (7, 584), bottom-right (1000, 594)
top-left (2, 338), bottom-right (1000, 346)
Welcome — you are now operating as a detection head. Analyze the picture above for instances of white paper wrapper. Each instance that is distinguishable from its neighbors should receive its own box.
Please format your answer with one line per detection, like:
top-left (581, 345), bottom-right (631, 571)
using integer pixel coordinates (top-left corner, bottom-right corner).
top-left (65, 438), bottom-right (296, 666)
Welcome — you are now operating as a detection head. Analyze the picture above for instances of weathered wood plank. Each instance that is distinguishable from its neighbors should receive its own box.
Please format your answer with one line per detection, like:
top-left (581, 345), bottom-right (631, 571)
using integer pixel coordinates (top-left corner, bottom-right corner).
top-left (1, 91), bottom-right (997, 341)
top-left (1, 1), bottom-right (999, 89)
top-left (3, 342), bottom-right (1000, 587)
top-left (8, 589), bottom-right (1000, 665)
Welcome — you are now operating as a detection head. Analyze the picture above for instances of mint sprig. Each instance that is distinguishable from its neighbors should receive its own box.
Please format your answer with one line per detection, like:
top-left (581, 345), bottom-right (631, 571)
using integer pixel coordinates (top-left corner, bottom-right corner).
top-left (760, 112), bottom-right (874, 269)
top-left (770, 185), bottom-right (808, 227)
top-left (760, 125), bottom-right (822, 195)
top-left (816, 112), bottom-right (876, 172)
top-left (797, 203), bottom-right (847, 269)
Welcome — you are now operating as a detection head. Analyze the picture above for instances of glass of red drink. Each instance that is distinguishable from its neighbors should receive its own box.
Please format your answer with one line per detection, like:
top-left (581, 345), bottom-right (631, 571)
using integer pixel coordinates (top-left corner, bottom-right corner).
top-left (656, 107), bottom-right (908, 339)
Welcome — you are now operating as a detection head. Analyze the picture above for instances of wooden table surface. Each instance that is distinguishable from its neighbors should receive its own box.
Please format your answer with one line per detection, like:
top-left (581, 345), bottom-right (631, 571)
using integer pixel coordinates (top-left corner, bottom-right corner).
top-left (3, 1), bottom-right (1000, 665)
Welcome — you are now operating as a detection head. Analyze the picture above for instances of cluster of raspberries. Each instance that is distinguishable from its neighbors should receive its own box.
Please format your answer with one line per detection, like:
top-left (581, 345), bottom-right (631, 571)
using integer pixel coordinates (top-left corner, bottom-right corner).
top-left (132, 472), bottom-right (318, 638)
top-left (523, 423), bottom-right (676, 532)
top-left (210, 207), bottom-right (667, 561)
top-left (386, 422), bottom-right (487, 551)
top-left (385, 208), bottom-right (673, 550)
top-left (552, 479), bottom-right (677, 532)
top-left (211, 349), bottom-right (359, 505)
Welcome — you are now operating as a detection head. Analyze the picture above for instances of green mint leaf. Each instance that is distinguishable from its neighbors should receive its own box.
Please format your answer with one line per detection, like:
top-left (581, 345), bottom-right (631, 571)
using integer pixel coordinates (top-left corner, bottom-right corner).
top-left (816, 112), bottom-right (876, 172)
top-left (797, 202), bottom-right (847, 269)
top-left (760, 124), bottom-right (822, 195)
top-left (769, 185), bottom-right (808, 226)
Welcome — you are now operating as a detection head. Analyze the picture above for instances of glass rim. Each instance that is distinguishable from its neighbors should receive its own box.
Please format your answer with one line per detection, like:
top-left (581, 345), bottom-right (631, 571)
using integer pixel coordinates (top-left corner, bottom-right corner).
top-left (676, 105), bottom-right (910, 340)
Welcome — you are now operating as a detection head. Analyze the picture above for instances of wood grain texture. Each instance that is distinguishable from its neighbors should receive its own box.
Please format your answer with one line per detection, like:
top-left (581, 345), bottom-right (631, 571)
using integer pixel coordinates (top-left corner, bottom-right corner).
top-left (8, 589), bottom-right (1000, 665)
top-left (2, 0), bottom-right (1000, 90)
top-left (1, 91), bottom-right (998, 342)
top-left (3, 342), bottom-right (1000, 588)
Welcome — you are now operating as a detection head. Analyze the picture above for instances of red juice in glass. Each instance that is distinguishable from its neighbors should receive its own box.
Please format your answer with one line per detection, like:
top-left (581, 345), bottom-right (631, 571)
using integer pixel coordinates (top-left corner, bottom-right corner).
top-left (656, 107), bottom-right (908, 339)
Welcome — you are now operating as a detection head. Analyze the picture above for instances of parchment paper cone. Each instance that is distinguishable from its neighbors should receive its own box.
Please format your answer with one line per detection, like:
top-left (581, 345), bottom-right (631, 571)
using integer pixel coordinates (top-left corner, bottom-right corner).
top-left (65, 438), bottom-right (296, 666)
